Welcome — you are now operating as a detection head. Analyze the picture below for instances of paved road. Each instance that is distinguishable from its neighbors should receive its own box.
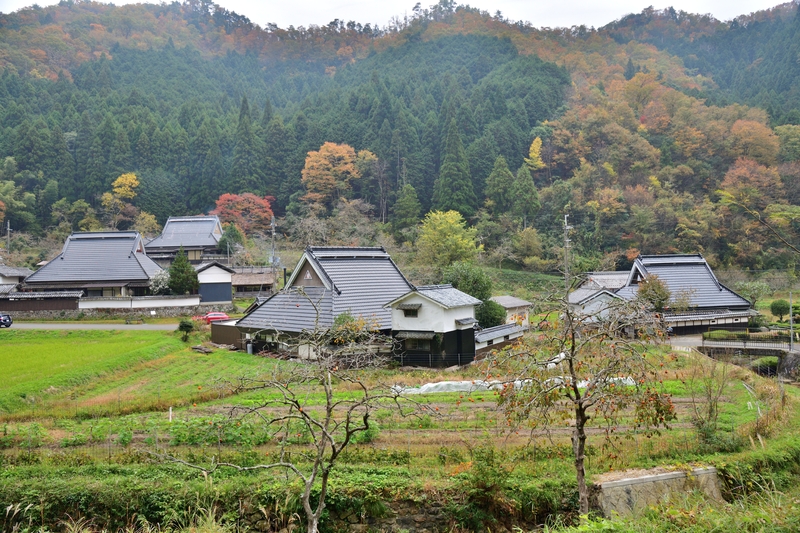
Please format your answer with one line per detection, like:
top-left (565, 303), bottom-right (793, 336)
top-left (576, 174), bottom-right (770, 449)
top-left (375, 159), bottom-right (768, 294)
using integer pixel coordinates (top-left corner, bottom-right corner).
top-left (9, 322), bottom-right (177, 331)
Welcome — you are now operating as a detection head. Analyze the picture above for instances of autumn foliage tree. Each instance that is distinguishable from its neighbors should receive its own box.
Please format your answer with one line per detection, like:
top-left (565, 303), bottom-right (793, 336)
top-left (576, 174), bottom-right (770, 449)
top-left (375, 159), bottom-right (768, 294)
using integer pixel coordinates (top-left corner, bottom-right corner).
top-left (101, 173), bottom-right (139, 230)
top-left (210, 193), bottom-right (274, 234)
top-left (301, 143), bottom-right (367, 210)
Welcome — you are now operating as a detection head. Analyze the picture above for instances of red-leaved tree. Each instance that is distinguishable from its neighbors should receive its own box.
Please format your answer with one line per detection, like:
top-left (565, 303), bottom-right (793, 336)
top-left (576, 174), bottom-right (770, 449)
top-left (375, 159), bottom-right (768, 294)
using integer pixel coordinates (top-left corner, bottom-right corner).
top-left (210, 193), bottom-right (274, 234)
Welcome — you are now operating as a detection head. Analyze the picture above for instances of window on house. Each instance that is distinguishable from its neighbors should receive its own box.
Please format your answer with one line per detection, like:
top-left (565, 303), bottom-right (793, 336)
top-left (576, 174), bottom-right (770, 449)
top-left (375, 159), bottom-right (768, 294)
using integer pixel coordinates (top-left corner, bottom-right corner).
top-left (405, 339), bottom-right (430, 351)
top-left (504, 335), bottom-right (510, 341)
top-left (403, 309), bottom-right (418, 318)
top-left (487, 339), bottom-right (494, 346)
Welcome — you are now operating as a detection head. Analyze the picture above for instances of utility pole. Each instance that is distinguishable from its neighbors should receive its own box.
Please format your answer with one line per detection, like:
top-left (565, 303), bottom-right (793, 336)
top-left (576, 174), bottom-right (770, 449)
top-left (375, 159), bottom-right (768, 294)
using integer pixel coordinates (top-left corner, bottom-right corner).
top-left (791, 292), bottom-right (794, 353)
top-left (563, 214), bottom-right (572, 292)
top-left (270, 216), bottom-right (278, 294)
top-left (5, 220), bottom-right (10, 253)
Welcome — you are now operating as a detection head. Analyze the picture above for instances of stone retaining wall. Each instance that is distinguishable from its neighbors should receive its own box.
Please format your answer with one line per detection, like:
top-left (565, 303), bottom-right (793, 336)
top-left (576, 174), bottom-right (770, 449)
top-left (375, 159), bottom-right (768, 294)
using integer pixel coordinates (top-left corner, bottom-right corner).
top-left (591, 467), bottom-right (722, 518)
top-left (7, 304), bottom-right (236, 321)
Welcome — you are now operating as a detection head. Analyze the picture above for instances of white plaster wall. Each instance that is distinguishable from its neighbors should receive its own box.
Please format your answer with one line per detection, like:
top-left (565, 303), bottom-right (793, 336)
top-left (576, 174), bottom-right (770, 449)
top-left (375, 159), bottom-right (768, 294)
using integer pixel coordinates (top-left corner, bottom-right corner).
top-left (197, 267), bottom-right (232, 284)
top-left (80, 296), bottom-right (201, 309)
top-left (391, 294), bottom-right (475, 332)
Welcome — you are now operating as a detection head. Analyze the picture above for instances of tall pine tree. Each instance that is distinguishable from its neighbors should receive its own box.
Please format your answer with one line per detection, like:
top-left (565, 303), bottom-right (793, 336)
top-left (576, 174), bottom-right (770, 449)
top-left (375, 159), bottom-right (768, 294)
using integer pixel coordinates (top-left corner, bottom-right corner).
top-left (484, 155), bottom-right (514, 214)
top-left (230, 96), bottom-right (265, 194)
top-left (432, 119), bottom-right (476, 217)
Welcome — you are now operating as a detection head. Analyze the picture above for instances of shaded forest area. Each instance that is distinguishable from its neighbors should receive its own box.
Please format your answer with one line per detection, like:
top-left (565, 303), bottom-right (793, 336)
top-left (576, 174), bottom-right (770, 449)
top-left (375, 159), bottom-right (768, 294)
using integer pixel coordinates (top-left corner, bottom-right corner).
top-left (2, 0), bottom-right (800, 273)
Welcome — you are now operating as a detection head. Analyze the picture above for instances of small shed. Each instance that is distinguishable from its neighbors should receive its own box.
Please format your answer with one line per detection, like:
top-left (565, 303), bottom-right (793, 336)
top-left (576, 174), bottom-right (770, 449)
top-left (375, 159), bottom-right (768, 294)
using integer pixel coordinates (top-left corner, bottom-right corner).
top-left (195, 262), bottom-right (234, 304)
top-left (232, 266), bottom-right (275, 297)
top-left (490, 295), bottom-right (532, 326)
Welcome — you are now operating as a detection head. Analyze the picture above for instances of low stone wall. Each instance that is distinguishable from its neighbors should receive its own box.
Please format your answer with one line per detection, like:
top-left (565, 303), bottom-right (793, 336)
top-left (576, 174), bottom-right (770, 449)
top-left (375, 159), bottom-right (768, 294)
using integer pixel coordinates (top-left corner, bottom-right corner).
top-left (591, 467), bottom-right (723, 518)
top-left (7, 304), bottom-right (236, 321)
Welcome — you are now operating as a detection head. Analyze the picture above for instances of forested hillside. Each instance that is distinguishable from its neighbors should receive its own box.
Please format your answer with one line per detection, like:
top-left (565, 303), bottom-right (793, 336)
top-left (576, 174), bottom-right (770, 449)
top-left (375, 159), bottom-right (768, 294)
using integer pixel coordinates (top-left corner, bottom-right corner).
top-left (1, 0), bottom-right (800, 273)
top-left (603, 1), bottom-right (800, 123)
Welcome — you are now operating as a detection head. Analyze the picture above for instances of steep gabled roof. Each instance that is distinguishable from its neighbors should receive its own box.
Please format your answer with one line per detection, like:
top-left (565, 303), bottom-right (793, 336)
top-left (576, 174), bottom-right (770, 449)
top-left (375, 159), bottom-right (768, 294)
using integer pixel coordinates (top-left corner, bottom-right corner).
top-left (194, 261), bottom-right (235, 274)
top-left (238, 246), bottom-right (413, 332)
top-left (145, 215), bottom-right (222, 250)
top-left (24, 232), bottom-right (161, 285)
top-left (615, 254), bottom-right (751, 310)
top-left (237, 286), bottom-right (334, 333)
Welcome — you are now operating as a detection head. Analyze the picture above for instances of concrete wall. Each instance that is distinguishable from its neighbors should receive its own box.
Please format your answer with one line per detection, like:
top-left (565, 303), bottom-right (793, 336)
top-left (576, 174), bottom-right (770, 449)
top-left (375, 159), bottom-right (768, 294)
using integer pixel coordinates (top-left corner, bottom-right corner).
top-left (592, 467), bottom-right (723, 518)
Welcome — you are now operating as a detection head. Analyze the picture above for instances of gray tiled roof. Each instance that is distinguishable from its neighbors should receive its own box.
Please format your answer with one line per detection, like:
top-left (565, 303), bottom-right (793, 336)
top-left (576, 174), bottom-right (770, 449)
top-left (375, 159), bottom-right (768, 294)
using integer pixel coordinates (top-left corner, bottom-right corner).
top-left (615, 254), bottom-right (751, 310)
top-left (582, 271), bottom-right (629, 289)
top-left (490, 295), bottom-right (532, 309)
top-left (475, 323), bottom-right (523, 343)
top-left (0, 284), bottom-right (16, 294)
top-left (0, 265), bottom-right (33, 278)
top-left (568, 288), bottom-right (621, 305)
top-left (24, 232), bottom-right (161, 285)
top-left (145, 216), bottom-right (221, 250)
top-left (238, 247), bottom-right (413, 332)
top-left (414, 285), bottom-right (482, 309)
top-left (236, 286), bottom-right (334, 333)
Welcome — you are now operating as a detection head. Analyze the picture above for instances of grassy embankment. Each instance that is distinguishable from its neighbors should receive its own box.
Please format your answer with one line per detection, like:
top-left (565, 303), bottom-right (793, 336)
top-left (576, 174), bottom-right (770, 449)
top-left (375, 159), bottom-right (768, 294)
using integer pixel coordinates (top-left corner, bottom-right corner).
top-left (1, 328), bottom-right (799, 531)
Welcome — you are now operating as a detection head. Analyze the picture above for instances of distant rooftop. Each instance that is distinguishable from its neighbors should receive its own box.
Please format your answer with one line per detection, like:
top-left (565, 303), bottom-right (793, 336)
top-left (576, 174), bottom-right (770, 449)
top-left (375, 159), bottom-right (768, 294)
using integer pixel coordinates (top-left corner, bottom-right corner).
top-left (146, 215), bottom-right (222, 250)
top-left (25, 232), bottom-right (161, 285)
top-left (490, 295), bottom-right (532, 309)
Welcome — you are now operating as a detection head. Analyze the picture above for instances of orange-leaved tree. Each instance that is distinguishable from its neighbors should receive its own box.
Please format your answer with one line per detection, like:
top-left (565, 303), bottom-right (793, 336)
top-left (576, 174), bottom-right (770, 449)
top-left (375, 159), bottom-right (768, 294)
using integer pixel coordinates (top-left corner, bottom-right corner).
top-left (300, 142), bottom-right (363, 210)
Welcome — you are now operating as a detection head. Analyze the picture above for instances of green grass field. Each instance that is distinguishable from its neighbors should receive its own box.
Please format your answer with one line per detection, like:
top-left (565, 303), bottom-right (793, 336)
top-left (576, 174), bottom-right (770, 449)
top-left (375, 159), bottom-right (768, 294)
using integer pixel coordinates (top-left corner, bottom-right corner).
top-left (0, 328), bottom-right (798, 532)
top-left (0, 329), bottom-right (300, 419)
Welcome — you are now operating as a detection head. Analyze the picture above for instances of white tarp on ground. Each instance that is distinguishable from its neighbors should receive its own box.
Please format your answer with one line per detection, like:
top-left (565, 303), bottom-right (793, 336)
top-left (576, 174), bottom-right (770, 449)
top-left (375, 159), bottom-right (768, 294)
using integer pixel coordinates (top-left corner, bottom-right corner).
top-left (394, 376), bottom-right (636, 395)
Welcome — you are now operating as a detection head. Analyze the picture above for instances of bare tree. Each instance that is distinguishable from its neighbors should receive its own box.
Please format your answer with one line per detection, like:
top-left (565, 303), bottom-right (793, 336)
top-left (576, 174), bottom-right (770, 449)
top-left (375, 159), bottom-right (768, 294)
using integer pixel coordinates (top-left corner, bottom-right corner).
top-left (157, 299), bottom-right (426, 533)
top-left (490, 296), bottom-right (676, 516)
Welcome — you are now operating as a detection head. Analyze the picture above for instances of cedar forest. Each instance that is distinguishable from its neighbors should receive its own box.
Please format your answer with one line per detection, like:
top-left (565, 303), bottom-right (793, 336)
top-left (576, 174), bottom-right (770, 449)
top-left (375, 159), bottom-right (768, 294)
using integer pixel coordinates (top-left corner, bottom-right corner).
top-left (2, 0), bottom-right (800, 273)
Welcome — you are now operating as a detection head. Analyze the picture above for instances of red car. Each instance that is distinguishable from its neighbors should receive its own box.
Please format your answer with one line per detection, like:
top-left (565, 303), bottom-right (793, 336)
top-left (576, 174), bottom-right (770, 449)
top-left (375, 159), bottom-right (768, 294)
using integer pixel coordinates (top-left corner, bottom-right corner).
top-left (194, 312), bottom-right (230, 324)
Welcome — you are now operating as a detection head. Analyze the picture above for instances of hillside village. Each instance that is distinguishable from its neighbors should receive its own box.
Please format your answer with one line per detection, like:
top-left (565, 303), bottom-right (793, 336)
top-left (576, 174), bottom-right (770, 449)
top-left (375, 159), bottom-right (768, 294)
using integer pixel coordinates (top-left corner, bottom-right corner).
top-left (2, 0), bottom-right (800, 532)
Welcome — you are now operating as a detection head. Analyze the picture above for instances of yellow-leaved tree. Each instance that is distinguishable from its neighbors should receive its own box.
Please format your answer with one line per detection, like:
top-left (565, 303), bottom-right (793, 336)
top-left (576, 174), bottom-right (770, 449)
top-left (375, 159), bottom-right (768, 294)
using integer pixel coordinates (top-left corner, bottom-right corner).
top-left (416, 210), bottom-right (482, 270)
top-left (524, 137), bottom-right (545, 172)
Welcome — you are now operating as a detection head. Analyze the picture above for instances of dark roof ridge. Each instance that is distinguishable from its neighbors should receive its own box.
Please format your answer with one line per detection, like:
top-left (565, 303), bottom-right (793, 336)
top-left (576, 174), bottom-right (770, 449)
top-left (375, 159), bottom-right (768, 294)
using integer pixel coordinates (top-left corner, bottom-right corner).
top-left (416, 284), bottom-right (454, 290)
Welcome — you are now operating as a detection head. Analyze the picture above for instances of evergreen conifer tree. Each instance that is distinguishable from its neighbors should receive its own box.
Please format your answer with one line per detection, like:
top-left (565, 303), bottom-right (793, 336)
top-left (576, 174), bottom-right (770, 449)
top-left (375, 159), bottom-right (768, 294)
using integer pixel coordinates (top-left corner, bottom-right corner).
top-left (168, 247), bottom-right (199, 295)
top-left (432, 119), bottom-right (476, 217)
top-left (230, 96), bottom-right (265, 194)
top-left (391, 183), bottom-right (422, 237)
top-left (484, 155), bottom-right (514, 213)
top-left (510, 165), bottom-right (541, 225)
